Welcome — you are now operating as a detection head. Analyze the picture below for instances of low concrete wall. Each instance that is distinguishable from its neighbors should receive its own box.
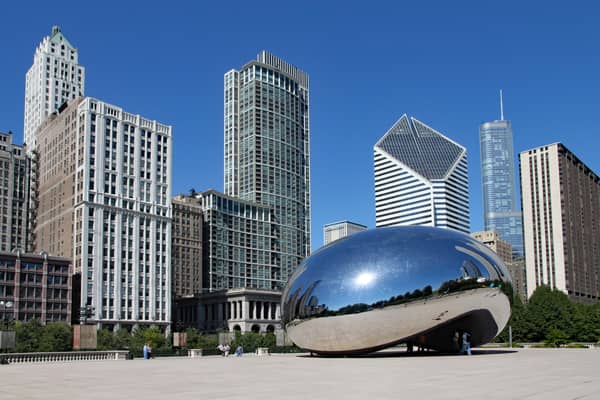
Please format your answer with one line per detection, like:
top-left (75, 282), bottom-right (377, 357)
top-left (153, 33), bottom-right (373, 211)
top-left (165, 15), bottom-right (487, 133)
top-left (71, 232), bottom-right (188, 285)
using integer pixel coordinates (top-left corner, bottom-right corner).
top-left (0, 350), bottom-right (129, 364)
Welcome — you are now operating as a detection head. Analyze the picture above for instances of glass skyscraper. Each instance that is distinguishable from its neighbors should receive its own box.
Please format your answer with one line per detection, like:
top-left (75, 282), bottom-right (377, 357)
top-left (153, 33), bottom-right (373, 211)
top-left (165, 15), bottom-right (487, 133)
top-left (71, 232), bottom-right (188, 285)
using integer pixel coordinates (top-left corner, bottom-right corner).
top-left (479, 97), bottom-right (523, 258)
top-left (224, 51), bottom-right (310, 285)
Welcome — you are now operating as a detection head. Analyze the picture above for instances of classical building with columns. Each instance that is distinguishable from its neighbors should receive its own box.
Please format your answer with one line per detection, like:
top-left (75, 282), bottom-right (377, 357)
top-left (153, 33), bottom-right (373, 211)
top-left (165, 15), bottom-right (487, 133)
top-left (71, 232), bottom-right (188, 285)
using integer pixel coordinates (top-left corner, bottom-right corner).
top-left (174, 288), bottom-right (281, 333)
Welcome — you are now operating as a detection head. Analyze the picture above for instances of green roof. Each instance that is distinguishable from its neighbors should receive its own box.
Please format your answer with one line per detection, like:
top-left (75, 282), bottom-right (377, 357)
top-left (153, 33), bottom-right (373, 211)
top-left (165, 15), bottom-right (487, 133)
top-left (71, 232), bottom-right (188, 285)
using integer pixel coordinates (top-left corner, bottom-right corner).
top-left (49, 26), bottom-right (75, 50)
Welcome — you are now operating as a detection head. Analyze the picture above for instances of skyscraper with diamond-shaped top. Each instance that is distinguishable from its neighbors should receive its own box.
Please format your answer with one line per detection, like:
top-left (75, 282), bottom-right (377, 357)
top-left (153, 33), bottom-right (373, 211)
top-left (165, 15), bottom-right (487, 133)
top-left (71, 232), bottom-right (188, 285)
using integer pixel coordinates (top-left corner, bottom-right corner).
top-left (374, 114), bottom-right (470, 233)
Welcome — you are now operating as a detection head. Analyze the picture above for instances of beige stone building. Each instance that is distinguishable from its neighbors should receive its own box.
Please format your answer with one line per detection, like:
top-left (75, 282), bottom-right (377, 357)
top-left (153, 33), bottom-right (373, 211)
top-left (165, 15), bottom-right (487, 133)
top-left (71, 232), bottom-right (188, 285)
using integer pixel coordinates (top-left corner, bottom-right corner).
top-left (471, 230), bottom-right (513, 264)
top-left (471, 230), bottom-right (527, 300)
top-left (33, 99), bottom-right (82, 257)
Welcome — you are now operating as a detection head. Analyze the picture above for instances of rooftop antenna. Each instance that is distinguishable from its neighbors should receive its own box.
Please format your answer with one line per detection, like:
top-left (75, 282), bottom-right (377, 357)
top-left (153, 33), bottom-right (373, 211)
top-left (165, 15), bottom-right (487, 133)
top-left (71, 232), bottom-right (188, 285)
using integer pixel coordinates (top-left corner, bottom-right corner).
top-left (500, 89), bottom-right (504, 121)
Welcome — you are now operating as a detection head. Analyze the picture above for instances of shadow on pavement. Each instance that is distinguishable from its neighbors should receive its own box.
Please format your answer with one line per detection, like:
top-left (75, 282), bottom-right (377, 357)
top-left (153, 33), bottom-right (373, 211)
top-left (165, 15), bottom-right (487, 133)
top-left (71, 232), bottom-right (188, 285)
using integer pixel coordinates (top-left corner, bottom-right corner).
top-left (298, 348), bottom-right (518, 358)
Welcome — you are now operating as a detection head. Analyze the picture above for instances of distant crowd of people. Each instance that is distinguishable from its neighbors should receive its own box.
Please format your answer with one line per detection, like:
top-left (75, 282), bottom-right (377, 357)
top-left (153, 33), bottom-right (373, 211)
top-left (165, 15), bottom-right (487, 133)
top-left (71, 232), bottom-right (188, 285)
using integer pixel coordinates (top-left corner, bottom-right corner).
top-left (218, 343), bottom-right (244, 357)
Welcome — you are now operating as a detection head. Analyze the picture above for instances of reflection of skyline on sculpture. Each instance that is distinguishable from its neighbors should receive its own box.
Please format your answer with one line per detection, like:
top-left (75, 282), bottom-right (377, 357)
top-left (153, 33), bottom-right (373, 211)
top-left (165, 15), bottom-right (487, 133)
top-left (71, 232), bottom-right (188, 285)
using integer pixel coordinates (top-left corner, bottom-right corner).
top-left (282, 226), bottom-right (512, 354)
top-left (287, 228), bottom-right (507, 312)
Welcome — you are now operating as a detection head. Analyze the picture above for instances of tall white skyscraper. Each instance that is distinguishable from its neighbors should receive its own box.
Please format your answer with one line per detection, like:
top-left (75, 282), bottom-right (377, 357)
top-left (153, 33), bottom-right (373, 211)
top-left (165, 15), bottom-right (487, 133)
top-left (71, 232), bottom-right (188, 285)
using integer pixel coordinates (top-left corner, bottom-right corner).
top-left (24, 26), bottom-right (85, 153)
top-left (374, 114), bottom-right (470, 233)
top-left (35, 97), bottom-right (172, 329)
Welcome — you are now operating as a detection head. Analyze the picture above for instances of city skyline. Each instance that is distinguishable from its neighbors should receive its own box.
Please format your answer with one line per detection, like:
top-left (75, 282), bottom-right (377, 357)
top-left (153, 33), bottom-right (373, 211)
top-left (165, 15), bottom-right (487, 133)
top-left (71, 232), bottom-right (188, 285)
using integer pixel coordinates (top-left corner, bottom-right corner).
top-left (1, 2), bottom-right (599, 250)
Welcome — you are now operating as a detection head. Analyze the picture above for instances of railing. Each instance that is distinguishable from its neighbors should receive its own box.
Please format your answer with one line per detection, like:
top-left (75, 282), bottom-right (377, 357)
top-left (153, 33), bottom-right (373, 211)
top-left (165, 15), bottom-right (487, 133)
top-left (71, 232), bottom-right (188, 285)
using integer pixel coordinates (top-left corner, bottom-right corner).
top-left (0, 350), bottom-right (130, 364)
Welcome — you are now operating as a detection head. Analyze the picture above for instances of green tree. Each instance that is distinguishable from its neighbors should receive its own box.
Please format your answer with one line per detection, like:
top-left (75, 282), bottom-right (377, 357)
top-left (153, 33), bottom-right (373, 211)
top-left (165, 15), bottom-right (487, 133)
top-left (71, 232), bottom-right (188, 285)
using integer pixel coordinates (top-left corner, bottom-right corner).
top-left (14, 319), bottom-right (45, 352)
top-left (231, 332), bottom-right (276, 353)
top-left (14, 320), bottom-right (71, 352)
top-left (522, 286), bottom-right (574, 342)
top-left (40, 323), bottom-right (72, 352)
top-left (545, 328), bottom-right (569, 347)
top-left (97, 328), bottom-right (115, 350)
top-left (113, 328), bottom-right (132, 349)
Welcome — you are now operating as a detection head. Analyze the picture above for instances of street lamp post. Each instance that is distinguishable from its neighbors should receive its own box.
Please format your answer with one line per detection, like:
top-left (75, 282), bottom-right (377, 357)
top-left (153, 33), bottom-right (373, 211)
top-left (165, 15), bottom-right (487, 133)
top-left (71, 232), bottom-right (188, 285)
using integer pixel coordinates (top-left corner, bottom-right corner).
top-left (0, 300), bottom-right (16, 352)
top-left (0, 300), bottom-right (14, 329)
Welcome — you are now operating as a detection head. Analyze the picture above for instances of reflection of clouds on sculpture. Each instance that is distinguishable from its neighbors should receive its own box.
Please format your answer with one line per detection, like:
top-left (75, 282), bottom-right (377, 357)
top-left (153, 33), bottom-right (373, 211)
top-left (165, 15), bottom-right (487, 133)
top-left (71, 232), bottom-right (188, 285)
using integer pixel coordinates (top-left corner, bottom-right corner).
top-left (282, 226), bottom-right (512, 355)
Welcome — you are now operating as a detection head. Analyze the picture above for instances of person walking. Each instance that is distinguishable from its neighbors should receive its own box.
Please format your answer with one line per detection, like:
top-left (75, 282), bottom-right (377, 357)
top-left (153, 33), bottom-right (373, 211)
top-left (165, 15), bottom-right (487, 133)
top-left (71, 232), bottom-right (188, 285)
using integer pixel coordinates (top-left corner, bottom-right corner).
top-left (235, 345), bottom-right (244, 357)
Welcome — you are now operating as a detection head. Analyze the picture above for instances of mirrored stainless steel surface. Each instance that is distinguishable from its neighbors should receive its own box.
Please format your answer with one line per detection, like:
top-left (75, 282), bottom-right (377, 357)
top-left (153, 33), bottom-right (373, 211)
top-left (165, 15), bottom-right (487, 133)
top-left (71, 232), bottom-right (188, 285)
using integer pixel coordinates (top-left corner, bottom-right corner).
top-left (282, 226), bottom-right (512, 354)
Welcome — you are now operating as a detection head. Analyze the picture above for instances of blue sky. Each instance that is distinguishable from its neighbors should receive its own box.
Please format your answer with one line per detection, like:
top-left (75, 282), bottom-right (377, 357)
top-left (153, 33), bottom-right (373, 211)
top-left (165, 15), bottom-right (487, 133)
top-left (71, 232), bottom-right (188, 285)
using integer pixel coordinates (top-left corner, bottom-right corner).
top-left (1, 1), bottom-right (598, 251)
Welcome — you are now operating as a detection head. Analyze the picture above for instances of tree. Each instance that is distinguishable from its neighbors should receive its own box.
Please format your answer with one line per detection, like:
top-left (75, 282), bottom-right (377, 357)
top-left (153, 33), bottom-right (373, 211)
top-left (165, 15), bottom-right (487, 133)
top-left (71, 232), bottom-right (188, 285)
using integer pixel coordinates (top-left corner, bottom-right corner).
top-left (113, 328), bottom-right (132, 349)
top-left (521, 286), bottom-right (574, 342)
top-left (14, 320), bottom-right (71, 352)
top-left (14, 319), bottom-right (45, 352)
top-left (40, 323), bottom-right (72, 352)
top-left (545, 328), bottom-right (569, 347)
top-left (97, 329), bottom-right (115, 350)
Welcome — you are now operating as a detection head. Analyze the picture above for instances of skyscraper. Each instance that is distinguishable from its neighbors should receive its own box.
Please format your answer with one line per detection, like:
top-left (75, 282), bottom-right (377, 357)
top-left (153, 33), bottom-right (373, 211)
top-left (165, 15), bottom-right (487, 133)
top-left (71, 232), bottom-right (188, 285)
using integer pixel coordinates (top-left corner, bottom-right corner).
top-left (24, 26), bottom-right (85, 153)
top-left (35, 97), bottom-right (172, 329)
top-left (0, 132), bottom-right (30, 252)
top-left (198, 190), bottom-right (278, 290)
top-left (172, 194), bottom-right (203, 297)
top-left (479, 91), bottom-right (523, 257)
top-left (374, 114), bottom-right (470, 233)
top-left (323, 221), bottom-right (367, 245)
top-left (520, 143), bottom-right (600, 303)
top-left (224, 51), bottom-right (310, 283)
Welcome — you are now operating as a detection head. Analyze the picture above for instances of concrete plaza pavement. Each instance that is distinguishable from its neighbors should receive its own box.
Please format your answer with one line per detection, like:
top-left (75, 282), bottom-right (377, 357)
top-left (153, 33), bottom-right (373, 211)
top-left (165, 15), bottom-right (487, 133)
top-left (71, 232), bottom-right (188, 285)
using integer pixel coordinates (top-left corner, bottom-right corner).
top-left (1, 348), bottom-right (599, 399)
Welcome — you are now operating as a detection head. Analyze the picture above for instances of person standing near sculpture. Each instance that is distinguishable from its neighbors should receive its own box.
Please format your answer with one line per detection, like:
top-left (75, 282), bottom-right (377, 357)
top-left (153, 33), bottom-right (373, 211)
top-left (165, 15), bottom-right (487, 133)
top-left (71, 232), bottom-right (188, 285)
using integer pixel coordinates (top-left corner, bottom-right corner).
top-left (453, 331), bottom-right (460, 353)
top-left (461, 332), bottom-right (471, 356)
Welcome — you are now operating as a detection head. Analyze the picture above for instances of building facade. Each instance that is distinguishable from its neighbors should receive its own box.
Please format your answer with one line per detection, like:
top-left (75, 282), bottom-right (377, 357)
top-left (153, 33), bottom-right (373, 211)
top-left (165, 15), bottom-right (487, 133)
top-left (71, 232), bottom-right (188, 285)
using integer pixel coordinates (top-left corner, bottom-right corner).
top-left (172, 194), bottom-right (203, 297)
top-left (471, 230), bottom-right (527, 300)
top-left (374, 114), bottom-right (470, 233)
top-left (35, 97), bottom-right (172, 329)
top-left (0, 132), bottom-right (30, 253)
top-left (24, 26), bottom-right (85, 153)
top-left (520, 143), bottom-right (600, 303)
top-left (224, 51), bottom-right (311, 282)
top-left (480, 102), bottom-right (523, 258)
top-left (505, 259), bottom-right (527, 302)
top-left (0, 251), bottom-right (72, 324)
top-left (471, 230), bottom-right (512, 264)
top-left (174, 288), bottom-right (281, 333)
top-left (323, 220), bottom-right (367, 245)
top-left (198, 190), bottom-right (279, 291)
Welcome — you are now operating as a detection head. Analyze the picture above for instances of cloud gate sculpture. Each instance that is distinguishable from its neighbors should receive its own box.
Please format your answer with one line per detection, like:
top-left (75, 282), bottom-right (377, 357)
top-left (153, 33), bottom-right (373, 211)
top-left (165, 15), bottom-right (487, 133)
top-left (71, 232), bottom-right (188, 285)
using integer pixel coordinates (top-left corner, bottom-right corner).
top-left (281, 227), bottom-right (512, 355)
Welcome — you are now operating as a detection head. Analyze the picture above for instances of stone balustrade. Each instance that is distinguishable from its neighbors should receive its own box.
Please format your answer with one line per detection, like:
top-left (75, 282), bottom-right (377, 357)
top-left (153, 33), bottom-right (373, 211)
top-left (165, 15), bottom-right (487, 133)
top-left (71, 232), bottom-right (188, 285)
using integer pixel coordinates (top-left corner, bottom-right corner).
top-left (0, 350), bottom-right (130, 364)
top-left (256, 347), bottom-right (270, 356)
top-left (188, 349), bottom-right (203, 358)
